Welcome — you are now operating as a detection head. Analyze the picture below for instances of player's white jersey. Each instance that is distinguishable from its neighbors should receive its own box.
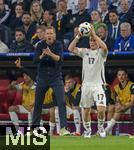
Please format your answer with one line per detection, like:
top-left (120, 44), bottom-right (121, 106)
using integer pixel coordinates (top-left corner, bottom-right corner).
top-left (77, 48), bottom-right (107, 86)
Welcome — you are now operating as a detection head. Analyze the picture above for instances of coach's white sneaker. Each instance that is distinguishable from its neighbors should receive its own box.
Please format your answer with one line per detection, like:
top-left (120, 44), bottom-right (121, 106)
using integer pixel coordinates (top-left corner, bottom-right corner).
top-left (83, 131), bottom-right (91, 138)
top-left (97, 127), bottom-right (106, 138)
top-left (59, 128), bottom-right (70, 136)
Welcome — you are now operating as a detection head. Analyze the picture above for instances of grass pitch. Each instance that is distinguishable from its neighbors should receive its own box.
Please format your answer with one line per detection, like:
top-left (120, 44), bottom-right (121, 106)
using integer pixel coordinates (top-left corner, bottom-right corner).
top-left (51, 135), bottom-right (134, 150)
top-left (0, 135), bottom-right (134, 150)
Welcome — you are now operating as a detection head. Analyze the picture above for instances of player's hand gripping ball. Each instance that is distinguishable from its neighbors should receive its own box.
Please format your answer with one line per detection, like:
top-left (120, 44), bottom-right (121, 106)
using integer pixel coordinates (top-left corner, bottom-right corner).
top-left (78, 22), bottom-right (91, 36)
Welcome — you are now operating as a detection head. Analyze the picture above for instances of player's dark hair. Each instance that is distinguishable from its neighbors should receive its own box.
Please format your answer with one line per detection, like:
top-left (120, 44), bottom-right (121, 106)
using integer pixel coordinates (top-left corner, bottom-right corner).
top-left (64, 74), bottom-right (74, 81)
top-left (116, 68), bottom-right (128, 75)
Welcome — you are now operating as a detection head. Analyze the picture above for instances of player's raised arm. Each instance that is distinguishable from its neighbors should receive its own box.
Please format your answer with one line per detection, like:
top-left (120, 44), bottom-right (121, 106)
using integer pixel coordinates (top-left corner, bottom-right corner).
top-left (68, 33), bottom-right (82, 54)
top-left (90, 25), bottom-right (108, 53)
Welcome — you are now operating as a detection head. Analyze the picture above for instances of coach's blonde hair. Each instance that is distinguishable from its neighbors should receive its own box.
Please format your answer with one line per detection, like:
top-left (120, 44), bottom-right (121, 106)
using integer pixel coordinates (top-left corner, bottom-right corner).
top-left (45, 26), bottom-right (56, 33)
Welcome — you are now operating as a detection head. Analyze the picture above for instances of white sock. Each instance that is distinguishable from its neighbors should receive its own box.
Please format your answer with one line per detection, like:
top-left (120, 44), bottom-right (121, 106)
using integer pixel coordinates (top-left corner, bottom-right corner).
top-left (98, 118), bottom-right (105, 129)
top-left (73, 109), bottom-right (81, 133)
top-left (107, 121), bottom-right (112, 134)
top-left (40, 119), bottom-right (43, 126)
top-left (83, 121), bottom-right (91, 132)
top-left (107, 121), bottom-right (110, 126)
top-left (49, 121), bottom-right (55, 135)
top-left (9, 111), bottom-right (19, 131)
top-left (55, 108), bottom-right (61, 134)
top-left (28, 112), bottom-right (32, 127)
top-left (106, 119), bottom-right (116, 132)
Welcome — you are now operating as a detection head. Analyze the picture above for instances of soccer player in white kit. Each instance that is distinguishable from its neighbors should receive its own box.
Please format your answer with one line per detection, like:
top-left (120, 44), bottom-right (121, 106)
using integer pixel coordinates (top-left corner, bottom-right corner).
top-left (68, 25), bottom-right (108, 138)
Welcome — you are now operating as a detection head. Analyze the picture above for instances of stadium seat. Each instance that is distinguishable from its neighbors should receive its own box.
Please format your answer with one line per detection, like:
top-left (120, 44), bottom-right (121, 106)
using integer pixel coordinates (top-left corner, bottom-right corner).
top-left (0, 113), bottom-right (10, 120)
top-left (13, 91), bottom-right (22, 105)
top-left (7, 90), bottom-right (16, 106)
top-left (18, 114), bottom-right (28, 121)
top-left (119, 114), bottom-right (132, 121)
top-left (0, 90), bottom-right (8, 113)
top-left (0, 79), bottom-right (10, 87)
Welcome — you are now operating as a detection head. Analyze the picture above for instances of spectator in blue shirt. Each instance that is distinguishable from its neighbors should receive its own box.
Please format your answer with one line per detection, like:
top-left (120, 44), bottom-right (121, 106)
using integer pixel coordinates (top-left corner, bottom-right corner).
top-left (114, 22), bottom-right (134, 51)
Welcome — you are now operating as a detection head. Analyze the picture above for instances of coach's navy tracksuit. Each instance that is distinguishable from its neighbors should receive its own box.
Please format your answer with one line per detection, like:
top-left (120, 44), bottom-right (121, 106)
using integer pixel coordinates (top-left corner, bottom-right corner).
top-left (32, 40), bottom-right (67, 128)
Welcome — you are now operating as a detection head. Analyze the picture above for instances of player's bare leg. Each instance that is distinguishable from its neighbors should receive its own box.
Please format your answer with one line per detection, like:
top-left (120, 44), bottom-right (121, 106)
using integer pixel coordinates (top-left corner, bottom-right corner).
top-left (107, 104), bottom-right (115, 134)
top-left (82, 108), bottom-right (91, 138)
top-left (72, 106), bottom-right (81, 135)
top-left (55, 107), bottom-right (61, 135)
top-left (9, 106), bottom-right (20, 132)
top-left (105, 103), bottom-right (122, 134)
top-left (8, 105), bottom-right (28, 135)
top-left (49, 107), bottom-right (55, 135)
top-left (107, 104), bottom-right (115, 121)
top-left (97, 105), bottom-right (106, 138)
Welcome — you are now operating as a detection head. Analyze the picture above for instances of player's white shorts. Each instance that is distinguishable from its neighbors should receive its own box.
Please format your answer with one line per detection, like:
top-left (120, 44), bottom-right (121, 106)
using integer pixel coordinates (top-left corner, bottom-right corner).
top-left (18, 105), bottom-right (31, 113)
top-left (42, 109), bottom-right (49, 114)
top-left (80, 84), bottom-right (106, 108)
top-left (18, 105), bottom-right (32, 124)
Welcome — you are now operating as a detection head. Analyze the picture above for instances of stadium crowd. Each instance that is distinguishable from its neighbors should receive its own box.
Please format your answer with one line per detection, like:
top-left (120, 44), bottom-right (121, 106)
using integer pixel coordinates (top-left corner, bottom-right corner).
top-left (0, 0), bottom-right (134, 53)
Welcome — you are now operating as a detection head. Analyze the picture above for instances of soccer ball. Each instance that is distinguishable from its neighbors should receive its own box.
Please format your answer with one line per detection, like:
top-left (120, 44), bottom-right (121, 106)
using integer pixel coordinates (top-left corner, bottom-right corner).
top-left (78, 22), bottom-right (91, 36)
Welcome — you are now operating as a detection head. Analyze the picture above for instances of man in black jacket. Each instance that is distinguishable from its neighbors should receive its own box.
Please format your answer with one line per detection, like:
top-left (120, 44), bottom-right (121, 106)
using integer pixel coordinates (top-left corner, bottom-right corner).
top-left (10, 28), bottom-right (34, 53)
top-left (32, 26), bottom-right (70, 136)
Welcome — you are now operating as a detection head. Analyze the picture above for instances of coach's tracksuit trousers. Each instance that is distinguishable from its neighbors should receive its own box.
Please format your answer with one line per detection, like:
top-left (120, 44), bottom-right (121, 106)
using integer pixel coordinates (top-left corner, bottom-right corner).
top-left (32, 78), bottom-right (67, 129)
